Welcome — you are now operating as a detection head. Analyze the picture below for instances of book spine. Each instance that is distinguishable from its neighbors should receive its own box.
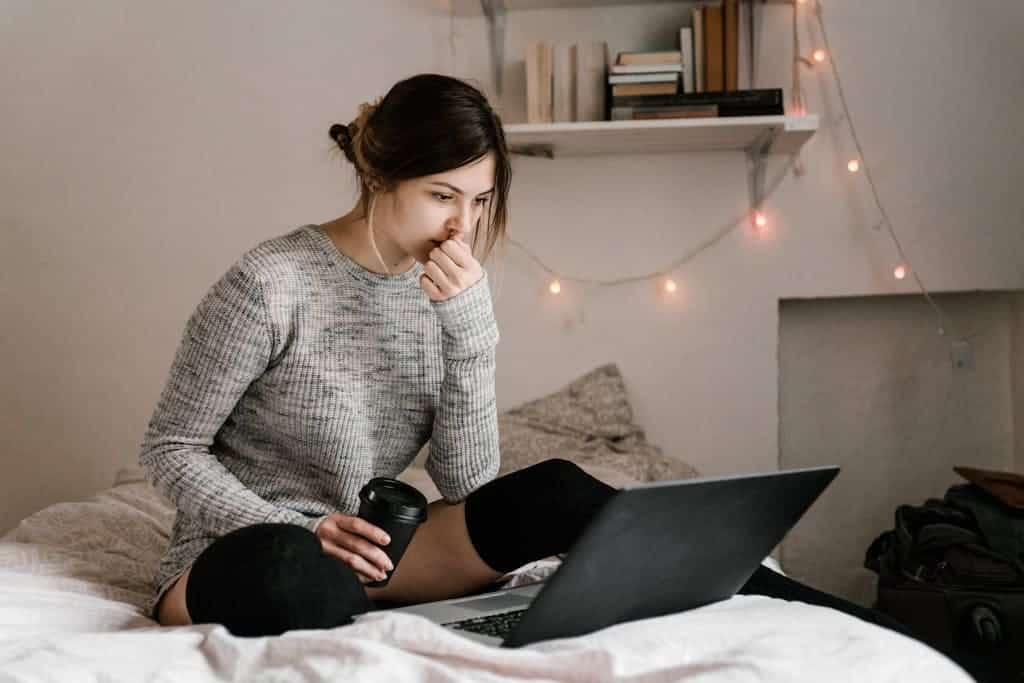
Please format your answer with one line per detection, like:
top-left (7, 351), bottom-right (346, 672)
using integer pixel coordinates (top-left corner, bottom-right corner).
top-left (724, 0), bottom-right (739, 91)
top-left (611, 104), bottom-right (780, 120)
top-left (610, 88), bottom-right (782, 108)
top-left (526, 41), bottom-right (554, 123)
top-left (539, 41), bottom-right (553, 122)
top-left (609, 63), bottom-right (683, 75)
top-left (692, 7), bottom-right (704, 93)
top-left (611, 82), bottom-right (679, 97)
top-left (612, 104), bottom-right (719, 120)
top-left (703, 5), bottom-right (724, 92)
top-left (575, 41), bottom-right (608, 122)
top-left (553, 43), bottom-right (576, 123)
top-left (679, 27), bottom-right (695, 94)
top-left (608, 73), bottom-right (680, 84)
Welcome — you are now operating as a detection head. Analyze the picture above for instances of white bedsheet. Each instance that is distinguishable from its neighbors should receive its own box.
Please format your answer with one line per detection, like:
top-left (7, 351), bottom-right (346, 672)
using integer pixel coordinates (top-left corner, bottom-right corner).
top-left (0, 475), bottom-right (971, 682)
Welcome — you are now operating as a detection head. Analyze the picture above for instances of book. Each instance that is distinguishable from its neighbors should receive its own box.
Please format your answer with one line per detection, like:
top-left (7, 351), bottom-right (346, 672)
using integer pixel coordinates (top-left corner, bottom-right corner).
top-left (606, 88), bottom-right (782, 105)
top-left (616, 50), bottom-right (681, 65)
top-left (724, 0), bottom-right (739, 91)
top-left (575, 41), bottom-right (607, 122)
top-left (611, 82), bottom-right (679, 97)
top-left (703, 5), bottom-right (724, 92)
top-left (609, 63), bottom-right (682, 75)
top-left (692, 7), bottom-right (704, 93)
top-left (608, 72), bottom-right (679, 84)
top-left (553, 43), bottom-right (576, 122)
top-left (679, 27), bottom-right (695, 94)
top-left (611, 105), bottom-right (719, 120)
top-left (526, 41), bottom-right (553, 123)
top-left (606, 88), bottom-right (782, 114)
top-left (611, 104), bottom-right (781, 120)
top-left (611, 82), bottom-right (678, 97)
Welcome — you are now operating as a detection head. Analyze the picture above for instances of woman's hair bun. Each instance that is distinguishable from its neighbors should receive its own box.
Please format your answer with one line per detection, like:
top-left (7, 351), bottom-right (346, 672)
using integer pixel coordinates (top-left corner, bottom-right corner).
top-left (329, 123), bottom-right (350, 149)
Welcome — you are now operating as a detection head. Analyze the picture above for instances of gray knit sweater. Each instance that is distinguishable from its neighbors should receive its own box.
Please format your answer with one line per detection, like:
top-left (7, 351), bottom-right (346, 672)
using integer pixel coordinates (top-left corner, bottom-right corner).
top-left (138, 224), bottom-right (500, 616)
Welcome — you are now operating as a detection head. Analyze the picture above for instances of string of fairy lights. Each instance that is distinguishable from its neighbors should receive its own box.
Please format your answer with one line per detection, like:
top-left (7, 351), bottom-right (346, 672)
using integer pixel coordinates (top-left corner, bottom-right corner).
top-left (467, 0), bottom-right (965, 341)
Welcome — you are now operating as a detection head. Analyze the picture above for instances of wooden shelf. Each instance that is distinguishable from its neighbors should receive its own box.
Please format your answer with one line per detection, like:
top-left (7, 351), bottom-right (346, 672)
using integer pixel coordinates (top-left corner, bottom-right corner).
top-left (450, 0), bottom-right (791, 15)
top-left (451, 0), bottom-right (696, 15)
top-left (503, 114), bottom-right (818, 158)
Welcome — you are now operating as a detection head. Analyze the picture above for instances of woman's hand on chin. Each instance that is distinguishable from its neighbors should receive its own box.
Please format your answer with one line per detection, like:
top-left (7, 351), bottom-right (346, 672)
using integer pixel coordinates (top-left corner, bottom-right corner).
top-left (419, 239), bottom-right (483, 302)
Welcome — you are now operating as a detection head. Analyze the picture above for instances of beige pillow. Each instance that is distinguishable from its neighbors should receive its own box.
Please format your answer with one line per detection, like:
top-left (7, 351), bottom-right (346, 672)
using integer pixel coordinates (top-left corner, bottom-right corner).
top-left (496, 363), bottom-right (699, 482)
top-left (411, 363), bottom-right (698, 488)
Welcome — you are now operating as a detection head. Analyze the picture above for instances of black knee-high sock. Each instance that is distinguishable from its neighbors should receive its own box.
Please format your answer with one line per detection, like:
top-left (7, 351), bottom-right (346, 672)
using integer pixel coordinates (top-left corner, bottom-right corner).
top-left (185, 523), bottom-right (372, 637)
top-left (739, 565), bottom-right (917, 636)
top-left (464, 458), bottom-right (616, 574)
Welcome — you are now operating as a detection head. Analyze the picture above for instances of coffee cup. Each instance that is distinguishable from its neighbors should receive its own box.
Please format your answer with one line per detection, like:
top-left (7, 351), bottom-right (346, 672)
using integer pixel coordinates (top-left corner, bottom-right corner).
top-left (357, 477), bottom-right (429, 587)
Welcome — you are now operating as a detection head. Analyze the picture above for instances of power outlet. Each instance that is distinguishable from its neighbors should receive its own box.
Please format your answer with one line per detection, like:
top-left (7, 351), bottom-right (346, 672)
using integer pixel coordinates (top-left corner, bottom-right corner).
top-left (951, 339), bottom-right (974, 371)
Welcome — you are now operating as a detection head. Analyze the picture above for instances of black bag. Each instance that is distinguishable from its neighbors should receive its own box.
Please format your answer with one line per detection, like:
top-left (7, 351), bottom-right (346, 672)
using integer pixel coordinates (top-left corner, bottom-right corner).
top-left (865, 483), bottom-right (1024, 675)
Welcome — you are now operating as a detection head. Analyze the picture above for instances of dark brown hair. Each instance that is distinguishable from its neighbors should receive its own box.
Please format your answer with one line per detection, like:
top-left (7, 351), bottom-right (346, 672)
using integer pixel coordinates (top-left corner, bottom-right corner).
top-left (329, 74), bottom-right (511, 265)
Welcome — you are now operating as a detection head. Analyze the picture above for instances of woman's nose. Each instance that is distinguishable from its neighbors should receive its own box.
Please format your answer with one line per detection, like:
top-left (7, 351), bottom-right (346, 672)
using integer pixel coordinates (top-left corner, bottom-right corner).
top-left (445, 207), bottom-right (472, 240)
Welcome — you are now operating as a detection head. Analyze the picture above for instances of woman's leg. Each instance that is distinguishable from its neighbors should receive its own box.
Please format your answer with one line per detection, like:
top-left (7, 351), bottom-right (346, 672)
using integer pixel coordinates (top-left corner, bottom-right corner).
top-left (182, 523), bottom-right (372, 637)
top-left (159, 504), bottom-right (505, 634)
top-left (738, 565), bottom-right (917, 636)
top-left (369, 457), bottom-right (615, 604)
top-left (738, 565), bottom-right (1001, 683)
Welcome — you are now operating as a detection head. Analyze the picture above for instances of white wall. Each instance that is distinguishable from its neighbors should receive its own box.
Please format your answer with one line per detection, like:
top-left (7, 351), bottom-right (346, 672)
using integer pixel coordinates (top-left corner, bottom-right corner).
top-left (472, 0), bottom-right (1024, 479)
top-left (779, 291), bottom-right (1019, 604)
top-left (3, 1), bottom-right (1024, 536)
top-left (0, 0), bottom-right (450, 533)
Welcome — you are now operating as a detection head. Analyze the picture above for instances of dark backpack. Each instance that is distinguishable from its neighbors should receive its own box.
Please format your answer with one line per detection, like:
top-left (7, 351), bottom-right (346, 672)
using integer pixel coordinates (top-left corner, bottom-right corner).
top-left (865, 483), bottom-right (1024, 674)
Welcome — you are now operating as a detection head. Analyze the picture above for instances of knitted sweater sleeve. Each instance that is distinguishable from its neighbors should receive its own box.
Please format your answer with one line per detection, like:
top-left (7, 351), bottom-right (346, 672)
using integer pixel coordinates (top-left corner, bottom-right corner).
top-left (138, 257), bottom-right (325, 536)
top-left (426, 271), bottom-right (501, 502)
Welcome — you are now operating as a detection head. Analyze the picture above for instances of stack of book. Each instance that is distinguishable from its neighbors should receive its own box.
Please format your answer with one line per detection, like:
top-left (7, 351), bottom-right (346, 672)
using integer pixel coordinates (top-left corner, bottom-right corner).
top-left (610, 88), bottom-right (784, 121)
top-left (609, 0), bottom-right (784, 122)
top-left (526, 40), bottom-right (608, 123)
top-left (608, 50), bottom-right (688, 99)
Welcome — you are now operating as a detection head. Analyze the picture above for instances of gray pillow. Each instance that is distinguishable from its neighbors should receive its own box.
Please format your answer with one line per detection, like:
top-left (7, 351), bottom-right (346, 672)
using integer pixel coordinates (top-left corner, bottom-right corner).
top-left (497, 363), bottom-right (699, 483)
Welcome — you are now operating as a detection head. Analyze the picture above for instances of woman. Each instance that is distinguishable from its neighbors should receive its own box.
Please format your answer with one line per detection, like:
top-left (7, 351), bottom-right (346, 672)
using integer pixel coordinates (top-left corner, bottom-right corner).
top-left (138, 72), bottom-right (988, 681)
top-left (141, 72), bottom-right (613, 634)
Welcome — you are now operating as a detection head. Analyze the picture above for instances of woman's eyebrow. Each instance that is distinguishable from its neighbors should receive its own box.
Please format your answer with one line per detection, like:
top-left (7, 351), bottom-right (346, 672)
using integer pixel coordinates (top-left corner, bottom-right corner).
top-left (429, 181), bottom-right (495, 196)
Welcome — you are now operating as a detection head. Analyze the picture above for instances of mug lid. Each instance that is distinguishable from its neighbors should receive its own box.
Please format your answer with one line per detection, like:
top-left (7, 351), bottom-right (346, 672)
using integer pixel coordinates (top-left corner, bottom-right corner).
top-left (359, 478), bottom-right (428, 521)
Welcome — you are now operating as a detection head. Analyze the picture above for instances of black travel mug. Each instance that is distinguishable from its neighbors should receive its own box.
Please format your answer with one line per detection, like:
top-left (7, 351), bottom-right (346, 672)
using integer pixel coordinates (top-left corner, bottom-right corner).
top-left (357, 477), bottom-right (429, 587)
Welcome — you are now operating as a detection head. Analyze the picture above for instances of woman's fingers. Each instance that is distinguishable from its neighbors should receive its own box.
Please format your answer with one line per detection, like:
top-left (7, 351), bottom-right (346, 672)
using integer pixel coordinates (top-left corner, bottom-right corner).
top-left (439, 238), bottom-right (467, 268)
top-left (424, 261), bottom-right (455, 292)
top-left (419, 273), bottom-right (443, 301)
top-left (337, 514), bottom-right (391, 546)
top-left (338, 533), bottom-right (393, 574)
top-left (419, 239), bottom-right (482, 302)
top-left (320, 540), bottom-right (387, 582)
top-left (316, 513), bottom-right (394, 579)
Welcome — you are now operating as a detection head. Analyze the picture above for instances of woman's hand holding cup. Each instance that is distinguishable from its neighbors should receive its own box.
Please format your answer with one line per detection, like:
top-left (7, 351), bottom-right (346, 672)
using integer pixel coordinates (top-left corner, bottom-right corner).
top-left (315, 512), bottom-right (394, 584)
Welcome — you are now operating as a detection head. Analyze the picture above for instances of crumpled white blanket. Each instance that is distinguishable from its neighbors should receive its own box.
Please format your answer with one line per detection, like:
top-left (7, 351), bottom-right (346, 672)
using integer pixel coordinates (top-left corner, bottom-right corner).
top-left (0, 473), bottom-right (971, 682)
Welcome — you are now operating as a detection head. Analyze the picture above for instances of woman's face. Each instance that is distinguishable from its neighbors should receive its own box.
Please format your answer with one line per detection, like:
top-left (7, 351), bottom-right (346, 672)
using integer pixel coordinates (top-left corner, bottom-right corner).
top-left (387, 152), bottom-right (497, 264)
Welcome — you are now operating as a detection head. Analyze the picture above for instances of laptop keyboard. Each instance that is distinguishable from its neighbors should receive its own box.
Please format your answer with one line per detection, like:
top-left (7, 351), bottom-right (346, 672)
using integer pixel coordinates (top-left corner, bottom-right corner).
top-left (443, 608), bottom-right (528, 639)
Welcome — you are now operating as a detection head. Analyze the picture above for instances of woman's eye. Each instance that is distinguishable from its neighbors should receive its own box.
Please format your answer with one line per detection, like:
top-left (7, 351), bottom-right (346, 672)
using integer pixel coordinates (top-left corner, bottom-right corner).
top-left (475, 196), bottom-right (489, 205)
top-left (433, 193), bottom-right (453, 202)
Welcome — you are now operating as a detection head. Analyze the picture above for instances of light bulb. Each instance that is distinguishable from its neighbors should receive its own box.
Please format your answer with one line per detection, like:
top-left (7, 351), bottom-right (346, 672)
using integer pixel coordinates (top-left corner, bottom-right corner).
top-left (812, 49), bottom-right (826, 63)
top-left (548, 280), bottom-right (562, 295)
top-left (664, 278), bottom-right (677, 294)
top-left (754, 211), bottom-right (767, 228)
top-left (894, 265), bottom-right (907, 280)
top-left (847, 159), bottom-right (860, 172)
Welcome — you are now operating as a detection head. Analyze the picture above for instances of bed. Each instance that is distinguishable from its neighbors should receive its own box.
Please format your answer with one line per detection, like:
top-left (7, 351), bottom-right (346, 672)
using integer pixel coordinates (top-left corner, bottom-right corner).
top-left (0, 364), bottom-right (971, 681)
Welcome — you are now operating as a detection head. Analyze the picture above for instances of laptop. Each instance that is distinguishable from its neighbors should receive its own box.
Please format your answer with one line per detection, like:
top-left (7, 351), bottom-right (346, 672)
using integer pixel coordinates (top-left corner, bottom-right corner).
top-left (379, 465), bottom-right (839, 648)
